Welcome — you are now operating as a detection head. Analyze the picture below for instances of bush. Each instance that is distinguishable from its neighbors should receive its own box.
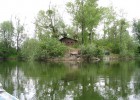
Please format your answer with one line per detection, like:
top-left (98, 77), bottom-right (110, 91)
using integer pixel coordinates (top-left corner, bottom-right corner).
top-left (0, 42), bottom-right (17, 59)
top-left (21, 38), bottom-right (39, 60)
top-left (80, 44), bottom-right (104, 59)
top-left (37, 38), bottom-right (67, 58)
top-left (21, 38), bottom-right (67, 61)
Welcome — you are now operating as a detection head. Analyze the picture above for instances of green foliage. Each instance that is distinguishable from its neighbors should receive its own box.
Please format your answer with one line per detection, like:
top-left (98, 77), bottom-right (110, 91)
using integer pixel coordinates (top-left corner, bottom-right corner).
top-left (0, 42), bottom-right (9, 58)
top-left (0, 5), bottom-right (139, 60)
top-left (119, 38), bottom-right (138, 57)
top-left (80, 44), bottom-right (104, 58)
top-left (0, 21), bottom-right (14, 37)
top-left (133, 19), bottom-right (140, 43)
top-left (66, 0), bottom-right (102, 44)
top-left (0, 21), bottom-right (14, 45)
top-left (0, 42), bottom-right (17, 59)
top-left (14, 17), bottom-right (26, 52)
top-left (0, 21), bottom-right (16, 59)
top-left (0, 20), bottom-right (26, 59)
top-left (35, 38), bottom-right (67, 60)
top-left (21, 38), bottom-right (67, 61)
top-left (21, 38), bottom-right (39, 60)
top-left (35, 8), bottom-right (65, 39)
top-left (98, 9), bottom-right (138, 57)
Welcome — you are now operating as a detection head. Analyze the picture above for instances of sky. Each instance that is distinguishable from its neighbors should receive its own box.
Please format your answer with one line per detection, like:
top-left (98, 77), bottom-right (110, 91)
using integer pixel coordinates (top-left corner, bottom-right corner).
top-left (0, 0), bottom-right (140, 37)
top-left (99, 0), bottom-right (140, 20)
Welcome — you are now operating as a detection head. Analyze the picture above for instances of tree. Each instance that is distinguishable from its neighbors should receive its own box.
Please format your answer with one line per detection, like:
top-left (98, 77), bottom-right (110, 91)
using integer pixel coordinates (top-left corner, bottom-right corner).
top-left (0, 21), bottom-right (15, 58)
top-left (99, 6), bottom-right (134, 55)
top-left (21, 38), bottom-right (39, 60)
top-left (106, 18), bottom-right (130, 54)
top-left (133, 19), bottom-right (140, 43)
top-left (63, 25), bottom-right (80, 40)
top-left (101, 7), bottom-right (116, 40)
top-left (14, 17), bottom-right (26, 52)
top-left (0, 21), bottom-right (14, 47)
top-left (35, 7), bottom-right (65, 40)
top-left (66, 0), bottom-right (102, 44)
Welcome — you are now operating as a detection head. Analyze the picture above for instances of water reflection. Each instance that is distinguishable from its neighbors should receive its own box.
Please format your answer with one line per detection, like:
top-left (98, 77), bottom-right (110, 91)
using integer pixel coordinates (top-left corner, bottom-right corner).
top-left (0, 61), bottom-right (140, 100)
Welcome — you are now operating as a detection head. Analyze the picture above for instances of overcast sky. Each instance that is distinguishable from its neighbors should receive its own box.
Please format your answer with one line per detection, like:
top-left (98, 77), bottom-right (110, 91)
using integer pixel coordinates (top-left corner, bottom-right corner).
top-left (99, 0), bottom-right (140, 20)
top-left (0, 0), bottom-right (140, 36)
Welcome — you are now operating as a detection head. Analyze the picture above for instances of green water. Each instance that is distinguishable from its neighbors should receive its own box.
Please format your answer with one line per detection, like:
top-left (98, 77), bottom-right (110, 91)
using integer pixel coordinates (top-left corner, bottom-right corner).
top-left (0, 60), bottom-right (140, 100)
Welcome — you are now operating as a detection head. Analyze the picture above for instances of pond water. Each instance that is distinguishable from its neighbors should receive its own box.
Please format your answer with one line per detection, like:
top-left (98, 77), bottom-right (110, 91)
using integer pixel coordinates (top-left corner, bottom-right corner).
top-left (0, 60), bottom-right (140, 100)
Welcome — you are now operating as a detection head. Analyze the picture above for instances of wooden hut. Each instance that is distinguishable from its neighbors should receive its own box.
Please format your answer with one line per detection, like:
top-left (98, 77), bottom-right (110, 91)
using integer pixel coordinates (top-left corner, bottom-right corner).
top-left (60, 37), bottom-right (78, 46)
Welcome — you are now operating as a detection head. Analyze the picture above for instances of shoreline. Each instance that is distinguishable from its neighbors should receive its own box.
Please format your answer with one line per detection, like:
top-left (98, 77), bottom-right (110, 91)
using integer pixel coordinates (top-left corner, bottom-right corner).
top-left (0, 55), bottom-right (138, 62)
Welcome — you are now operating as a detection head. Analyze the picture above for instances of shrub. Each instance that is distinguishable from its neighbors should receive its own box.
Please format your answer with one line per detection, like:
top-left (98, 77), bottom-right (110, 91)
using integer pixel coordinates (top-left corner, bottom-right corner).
top-left (0, 42), bottom-right (17, 59)
top-left (80, 44), bottom-right (104, 59)
top-left (21, 38), bottom-right (67, 61)
top-left (21, 38), bottom-right (39, 60)
top-left (37, 38), bottom-right (67, 58)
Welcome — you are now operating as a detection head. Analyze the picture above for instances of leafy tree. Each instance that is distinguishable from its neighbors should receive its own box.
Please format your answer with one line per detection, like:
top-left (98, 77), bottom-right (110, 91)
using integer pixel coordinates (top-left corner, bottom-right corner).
top-left (63, 26), bottom-right (80, 40)
top-left (0, 21), bottom-right (15, 59)
top-left (118, 19), bottom-right (129, 51)
top-left (66, 0), bottom-right (102, 44)
top-left (99, 7), bottom-right (120, 52)
top-left (98, 6), bottom-right (135, 56)
top-left (107, 18), bottom-right (131, 54)
top-left (133, 19), bottom-right (140, 43)
top-left (14, 17), bottom-right (26, 52)
top-left (35, 7), bottom-right (65, 40)
top-left (101, 7), bottom-right (116, 40)
top-left (21, 38), bottom-right (39, 60)
top-left (0, 21), bottom-right (14, 47)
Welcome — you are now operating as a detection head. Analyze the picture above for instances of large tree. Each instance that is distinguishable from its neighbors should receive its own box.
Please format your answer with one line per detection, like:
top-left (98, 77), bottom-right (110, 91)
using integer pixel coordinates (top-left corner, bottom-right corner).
top-left (101, 7), bottom-right (116, 40)
top-left (14, 17), bottom-right (26, 52)
top-left (0, 21), bottom-right (14, 48)
top-left (66, 0), bottom-right (102, 44)
top-left (35, 7), bottom-right (65, 40)
top-left (0, 21), bottom-right (15, 58)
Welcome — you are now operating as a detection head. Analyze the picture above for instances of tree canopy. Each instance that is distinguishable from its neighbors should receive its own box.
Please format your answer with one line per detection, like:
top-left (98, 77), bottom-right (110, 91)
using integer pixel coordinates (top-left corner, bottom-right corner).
top-left (66, 0), bottom-right (102, 44)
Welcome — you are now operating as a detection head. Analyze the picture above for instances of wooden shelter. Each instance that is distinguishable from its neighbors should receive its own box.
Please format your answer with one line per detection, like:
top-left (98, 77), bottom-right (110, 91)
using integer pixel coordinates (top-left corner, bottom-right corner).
top-left (60, 37), bottom-right (78, 46)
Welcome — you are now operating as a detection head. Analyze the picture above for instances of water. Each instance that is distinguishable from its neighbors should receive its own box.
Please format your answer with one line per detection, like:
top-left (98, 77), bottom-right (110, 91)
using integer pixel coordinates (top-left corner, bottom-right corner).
top-left (0, 60), bottom-right (140, 100)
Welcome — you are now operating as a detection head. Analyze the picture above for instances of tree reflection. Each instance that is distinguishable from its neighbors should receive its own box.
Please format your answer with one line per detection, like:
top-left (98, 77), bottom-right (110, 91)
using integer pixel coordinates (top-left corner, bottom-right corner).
top-left (0, 60), bottom-right (140, 100)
